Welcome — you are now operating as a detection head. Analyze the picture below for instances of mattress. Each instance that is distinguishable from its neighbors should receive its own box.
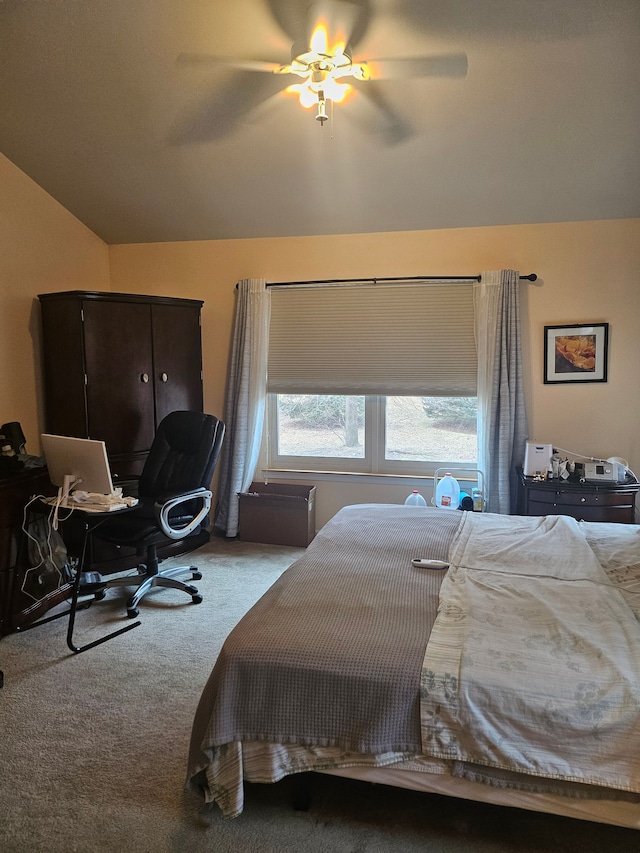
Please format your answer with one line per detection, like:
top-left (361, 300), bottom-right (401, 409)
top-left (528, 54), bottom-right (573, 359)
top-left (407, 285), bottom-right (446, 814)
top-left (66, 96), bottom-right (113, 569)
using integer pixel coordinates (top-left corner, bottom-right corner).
top-left (186, 505), bottom-right (640, 825)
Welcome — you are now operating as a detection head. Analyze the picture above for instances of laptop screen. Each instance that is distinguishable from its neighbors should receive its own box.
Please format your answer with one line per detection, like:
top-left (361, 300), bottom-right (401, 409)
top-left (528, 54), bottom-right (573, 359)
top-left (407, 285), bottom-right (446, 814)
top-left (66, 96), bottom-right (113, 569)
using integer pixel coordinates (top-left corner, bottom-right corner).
top-left (41, 434), bottom-right (115, 496)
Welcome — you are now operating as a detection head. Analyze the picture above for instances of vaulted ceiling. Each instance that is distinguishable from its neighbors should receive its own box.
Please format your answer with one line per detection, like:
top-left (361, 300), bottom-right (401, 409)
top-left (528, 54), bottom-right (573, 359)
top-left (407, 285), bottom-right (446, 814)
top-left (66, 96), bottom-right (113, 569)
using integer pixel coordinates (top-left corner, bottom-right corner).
top-left (1, 0), bottom-right (638, 244)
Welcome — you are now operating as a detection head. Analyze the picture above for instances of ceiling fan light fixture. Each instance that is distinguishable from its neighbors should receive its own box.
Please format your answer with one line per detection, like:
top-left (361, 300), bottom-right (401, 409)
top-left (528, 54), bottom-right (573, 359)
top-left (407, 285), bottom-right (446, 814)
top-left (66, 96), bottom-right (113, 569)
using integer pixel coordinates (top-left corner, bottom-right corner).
top-left (316, 93), bottom-right (329, 124)
top-left (282, 26), bottom-right (355, 121)
top-left (324, 77), bottom-right (350, 102)
top-left (286, 76), bottom-right (351, 109)
top-left (287, 82), bottom-right (318, 109)
top-left (177, 5), bottom-right (468, 136)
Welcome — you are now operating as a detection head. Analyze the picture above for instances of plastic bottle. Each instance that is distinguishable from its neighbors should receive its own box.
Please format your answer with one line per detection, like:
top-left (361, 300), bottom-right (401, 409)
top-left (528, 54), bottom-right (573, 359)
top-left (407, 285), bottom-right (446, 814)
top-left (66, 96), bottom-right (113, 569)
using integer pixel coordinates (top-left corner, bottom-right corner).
top-left (472, 487), bottom-right (483, 512)
top-left (458, 491), bottom-right (473, 510)
top-left (435, 473), bottom-right (460, 510)
top-left (404, 490), bottom-right (427, 507)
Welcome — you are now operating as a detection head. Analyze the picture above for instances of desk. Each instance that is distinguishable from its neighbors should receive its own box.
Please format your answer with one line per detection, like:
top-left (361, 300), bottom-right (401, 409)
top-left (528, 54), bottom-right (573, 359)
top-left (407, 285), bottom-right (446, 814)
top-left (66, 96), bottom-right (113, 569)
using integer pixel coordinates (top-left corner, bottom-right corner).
top-left (1, 468), bottom-right (58, 688)
top-left (2, 477), bottom-right (208, 636)
top-left (0, 467), bottom-right (61, 635)
top-left (62, 505), bottom-right (141, 654)
top-left (1, 485), bottom-right (139, 654)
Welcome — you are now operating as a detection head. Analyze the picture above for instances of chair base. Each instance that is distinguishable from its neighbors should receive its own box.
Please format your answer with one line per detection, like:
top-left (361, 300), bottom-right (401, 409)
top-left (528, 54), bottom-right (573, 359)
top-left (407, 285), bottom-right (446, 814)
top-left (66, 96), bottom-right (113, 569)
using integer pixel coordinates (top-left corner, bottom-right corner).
top-left (103, 564), bottom-right (204, 618)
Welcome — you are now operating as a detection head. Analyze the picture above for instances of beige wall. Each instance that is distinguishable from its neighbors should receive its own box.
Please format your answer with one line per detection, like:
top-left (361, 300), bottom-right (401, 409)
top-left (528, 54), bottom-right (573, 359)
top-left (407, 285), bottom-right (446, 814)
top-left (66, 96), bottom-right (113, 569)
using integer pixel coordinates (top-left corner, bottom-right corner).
top-left (1, 154), bottom-right (637, 526)
top-left (0, 154), bottom-right (110, 452)
top-left (109, 219), bottom-right (640, 526)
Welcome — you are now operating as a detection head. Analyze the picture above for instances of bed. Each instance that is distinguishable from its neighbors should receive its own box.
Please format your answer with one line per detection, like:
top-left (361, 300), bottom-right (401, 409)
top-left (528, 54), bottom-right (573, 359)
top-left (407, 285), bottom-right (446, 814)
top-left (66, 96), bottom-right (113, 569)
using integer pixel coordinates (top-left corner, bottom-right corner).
top-left (186, 504), bottom-right (640, 828)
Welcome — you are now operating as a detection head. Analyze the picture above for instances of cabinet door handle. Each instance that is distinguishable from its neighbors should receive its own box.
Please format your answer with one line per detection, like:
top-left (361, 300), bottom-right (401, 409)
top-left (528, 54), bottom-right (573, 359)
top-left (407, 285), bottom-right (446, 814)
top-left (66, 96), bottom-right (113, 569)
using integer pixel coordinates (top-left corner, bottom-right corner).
top-left (160, 372), bottom-right (168, 383)
top-left (140, 373), bottom-right (149, 383)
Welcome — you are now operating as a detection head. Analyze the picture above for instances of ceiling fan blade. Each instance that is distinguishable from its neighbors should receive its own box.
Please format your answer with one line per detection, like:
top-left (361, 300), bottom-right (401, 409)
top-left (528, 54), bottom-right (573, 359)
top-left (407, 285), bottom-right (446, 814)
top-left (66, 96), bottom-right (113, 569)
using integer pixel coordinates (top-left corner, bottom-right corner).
top-left (347, 82), bottom-right (414, 146)
top-left (266, 0), bottom-right (313, 44)
top-left (267, 0), bottom-right (371, 48)
top-left (305, 0), bottom-right (368, 47)
top-left (362, 52), bottom-right (468, 81)
top-left (168, 72), bottom-right (288, 145)
top-left (176, 53), bottom-right (285, 74)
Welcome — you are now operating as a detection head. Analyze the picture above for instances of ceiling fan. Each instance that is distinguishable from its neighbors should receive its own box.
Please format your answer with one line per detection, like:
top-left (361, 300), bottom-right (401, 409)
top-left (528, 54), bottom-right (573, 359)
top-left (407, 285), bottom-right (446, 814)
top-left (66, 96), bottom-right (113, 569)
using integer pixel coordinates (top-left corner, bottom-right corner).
top-left (176, 0), bottom-right (467, 141)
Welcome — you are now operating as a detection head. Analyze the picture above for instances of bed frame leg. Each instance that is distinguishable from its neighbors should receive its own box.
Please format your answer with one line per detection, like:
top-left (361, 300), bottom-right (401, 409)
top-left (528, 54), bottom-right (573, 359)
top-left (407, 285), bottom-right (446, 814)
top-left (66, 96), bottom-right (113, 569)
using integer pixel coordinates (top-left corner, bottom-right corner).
top-left (292, 773), bottom-right (314, 811)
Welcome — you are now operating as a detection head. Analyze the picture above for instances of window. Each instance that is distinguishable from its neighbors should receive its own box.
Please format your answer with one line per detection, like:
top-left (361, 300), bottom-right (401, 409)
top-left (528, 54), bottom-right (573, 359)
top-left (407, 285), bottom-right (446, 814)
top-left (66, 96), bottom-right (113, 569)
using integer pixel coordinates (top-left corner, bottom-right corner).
top-left (385, 396), bottom-right (477, 466)
top-left (266, 280), bottom-right (478, 475)
top-left (275, 394), bottom-right (366, 460)
top-left (269, 394), bottom-right (477, 474)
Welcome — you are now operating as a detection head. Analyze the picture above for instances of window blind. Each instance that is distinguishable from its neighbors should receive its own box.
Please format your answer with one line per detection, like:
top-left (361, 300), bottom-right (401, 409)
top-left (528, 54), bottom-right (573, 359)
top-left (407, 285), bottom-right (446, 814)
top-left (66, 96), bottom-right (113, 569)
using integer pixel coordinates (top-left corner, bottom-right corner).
top-left (268, 281), bottom-right (477, 396)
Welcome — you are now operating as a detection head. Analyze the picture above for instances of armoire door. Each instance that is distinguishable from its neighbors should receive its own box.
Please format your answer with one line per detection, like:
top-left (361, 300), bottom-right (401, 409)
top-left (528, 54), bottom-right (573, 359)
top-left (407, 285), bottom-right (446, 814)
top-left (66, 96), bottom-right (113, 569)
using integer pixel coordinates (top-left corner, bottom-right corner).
top-left (82, 300), bottom-right (156, 457)
top-left (151, 302), bottom-right (203, 425)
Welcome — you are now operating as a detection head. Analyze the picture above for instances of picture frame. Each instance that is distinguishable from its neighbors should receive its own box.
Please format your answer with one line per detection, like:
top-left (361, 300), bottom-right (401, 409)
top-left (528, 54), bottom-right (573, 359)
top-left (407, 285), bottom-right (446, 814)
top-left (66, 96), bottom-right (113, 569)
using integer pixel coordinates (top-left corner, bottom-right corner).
top-left (543, 323), bottom-right (609, 384)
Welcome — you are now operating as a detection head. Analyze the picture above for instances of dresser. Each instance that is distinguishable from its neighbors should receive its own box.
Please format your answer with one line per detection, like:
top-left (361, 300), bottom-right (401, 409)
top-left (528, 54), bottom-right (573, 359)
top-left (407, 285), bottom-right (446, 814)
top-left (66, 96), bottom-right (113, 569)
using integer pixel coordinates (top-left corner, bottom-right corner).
top-left (0, 467), bottom-right (60, 635)
top-left (515, 467), bottom-right (639, 523)
top-left (38, 290), bottom-right (204, 478)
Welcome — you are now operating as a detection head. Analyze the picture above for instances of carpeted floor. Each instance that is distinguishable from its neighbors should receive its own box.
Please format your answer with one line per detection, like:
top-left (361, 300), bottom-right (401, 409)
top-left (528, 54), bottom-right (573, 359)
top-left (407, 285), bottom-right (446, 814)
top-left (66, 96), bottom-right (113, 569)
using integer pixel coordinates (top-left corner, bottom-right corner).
top-left (1, 536), bottom-right (639, 853)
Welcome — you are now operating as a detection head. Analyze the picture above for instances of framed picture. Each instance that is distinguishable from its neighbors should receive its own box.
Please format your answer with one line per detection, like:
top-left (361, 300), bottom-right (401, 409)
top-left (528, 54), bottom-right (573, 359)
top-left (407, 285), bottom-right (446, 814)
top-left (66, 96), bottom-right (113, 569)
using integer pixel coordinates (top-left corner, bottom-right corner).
top-left (543, 323), bottom-right (609, 384)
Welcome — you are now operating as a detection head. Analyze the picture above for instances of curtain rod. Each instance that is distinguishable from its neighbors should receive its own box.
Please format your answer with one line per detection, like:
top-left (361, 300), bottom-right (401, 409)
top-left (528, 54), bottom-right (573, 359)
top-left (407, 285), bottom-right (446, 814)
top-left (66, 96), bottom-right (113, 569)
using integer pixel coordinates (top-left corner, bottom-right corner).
top-left (260, 273), bottom-right (537, 288)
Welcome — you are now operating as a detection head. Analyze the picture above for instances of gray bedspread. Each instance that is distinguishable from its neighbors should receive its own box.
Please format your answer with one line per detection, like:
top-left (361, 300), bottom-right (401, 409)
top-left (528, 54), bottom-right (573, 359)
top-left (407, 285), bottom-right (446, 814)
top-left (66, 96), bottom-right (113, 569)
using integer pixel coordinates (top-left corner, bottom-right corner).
top-left (188, 504), bottom-right (461, 776)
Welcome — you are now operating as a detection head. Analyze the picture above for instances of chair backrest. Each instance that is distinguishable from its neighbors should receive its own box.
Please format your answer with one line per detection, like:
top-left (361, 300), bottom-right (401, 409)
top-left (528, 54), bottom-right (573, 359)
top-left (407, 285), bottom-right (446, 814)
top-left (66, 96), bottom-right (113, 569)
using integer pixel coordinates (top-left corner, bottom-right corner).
top-left (138, 411), bottom-right (225, 500)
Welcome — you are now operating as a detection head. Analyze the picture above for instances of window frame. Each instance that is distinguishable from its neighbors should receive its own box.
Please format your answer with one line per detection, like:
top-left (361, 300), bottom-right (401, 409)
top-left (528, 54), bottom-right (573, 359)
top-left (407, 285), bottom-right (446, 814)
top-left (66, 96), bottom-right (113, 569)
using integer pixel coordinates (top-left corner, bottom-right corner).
top-left (266, 393), bottom-right (478, 477)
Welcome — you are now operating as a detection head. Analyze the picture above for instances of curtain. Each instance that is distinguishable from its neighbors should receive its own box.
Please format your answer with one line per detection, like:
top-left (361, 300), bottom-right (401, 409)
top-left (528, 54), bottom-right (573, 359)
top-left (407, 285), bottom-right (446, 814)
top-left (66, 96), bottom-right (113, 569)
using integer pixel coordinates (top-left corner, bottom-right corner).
top-left (214, 279), bottom-right (270, 537)
top-left (474, 270), bottom-right (528, 514)
top-left (268, 281), bottom-right (476, 395)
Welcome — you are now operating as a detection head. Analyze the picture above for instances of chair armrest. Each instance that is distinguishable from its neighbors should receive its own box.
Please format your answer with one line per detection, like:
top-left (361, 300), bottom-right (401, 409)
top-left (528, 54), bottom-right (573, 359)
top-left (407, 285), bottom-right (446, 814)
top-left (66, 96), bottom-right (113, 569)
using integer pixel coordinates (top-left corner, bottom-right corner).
top-left (154, 487), bottom-right (212, 540)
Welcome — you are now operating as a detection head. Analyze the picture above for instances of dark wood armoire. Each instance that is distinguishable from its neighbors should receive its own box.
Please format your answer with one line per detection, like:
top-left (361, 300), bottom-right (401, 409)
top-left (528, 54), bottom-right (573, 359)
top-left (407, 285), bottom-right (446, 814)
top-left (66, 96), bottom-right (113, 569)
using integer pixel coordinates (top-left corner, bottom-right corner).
top-left (38, 290), bottom-right (204, 479)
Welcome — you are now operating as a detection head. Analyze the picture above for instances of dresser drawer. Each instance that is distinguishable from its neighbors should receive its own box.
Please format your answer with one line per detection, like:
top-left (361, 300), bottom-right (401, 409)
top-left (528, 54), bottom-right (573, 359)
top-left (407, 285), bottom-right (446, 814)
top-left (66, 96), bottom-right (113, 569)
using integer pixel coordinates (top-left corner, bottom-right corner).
top-left (526, 500), bottom-right (635, 523)
top-left (526, 488), bottom-right (635, 508)
top-left (516, 467), bottom-right (639, 524)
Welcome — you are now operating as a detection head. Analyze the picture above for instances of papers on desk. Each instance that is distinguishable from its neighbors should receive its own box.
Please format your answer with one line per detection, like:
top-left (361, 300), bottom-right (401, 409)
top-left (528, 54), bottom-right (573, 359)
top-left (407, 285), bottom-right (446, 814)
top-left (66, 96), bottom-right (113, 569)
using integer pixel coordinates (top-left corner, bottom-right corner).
top-left (44, 491), bottom-right (138, 513)
top-left (61, 500), bottom-right (128, 513)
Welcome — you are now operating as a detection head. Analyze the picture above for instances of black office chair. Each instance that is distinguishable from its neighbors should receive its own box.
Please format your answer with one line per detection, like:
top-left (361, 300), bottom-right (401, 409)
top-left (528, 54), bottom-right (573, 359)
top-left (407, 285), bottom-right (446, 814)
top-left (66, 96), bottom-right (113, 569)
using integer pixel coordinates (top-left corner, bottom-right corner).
top-left (91, 410), bottom-right (225, 619)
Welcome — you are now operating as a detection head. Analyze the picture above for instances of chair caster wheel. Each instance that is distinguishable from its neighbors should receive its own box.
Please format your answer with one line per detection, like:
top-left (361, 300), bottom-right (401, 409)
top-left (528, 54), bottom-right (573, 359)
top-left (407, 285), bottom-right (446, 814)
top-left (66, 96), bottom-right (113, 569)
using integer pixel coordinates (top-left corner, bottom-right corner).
top-left (191, 571), bottom-right (202, 581)
top-left (192, 594), bottom-right (203, 605)
top-left (94, 590), bottom-right (106, 601)
top-left (127, 607), bottom-right (139, 619)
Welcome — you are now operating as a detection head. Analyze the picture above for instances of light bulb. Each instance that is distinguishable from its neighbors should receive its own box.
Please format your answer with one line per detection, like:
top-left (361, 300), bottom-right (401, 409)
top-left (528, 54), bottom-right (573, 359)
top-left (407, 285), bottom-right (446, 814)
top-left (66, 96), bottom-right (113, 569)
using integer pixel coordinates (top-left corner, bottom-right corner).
top-left (316, 96), bottom-right (328, 124)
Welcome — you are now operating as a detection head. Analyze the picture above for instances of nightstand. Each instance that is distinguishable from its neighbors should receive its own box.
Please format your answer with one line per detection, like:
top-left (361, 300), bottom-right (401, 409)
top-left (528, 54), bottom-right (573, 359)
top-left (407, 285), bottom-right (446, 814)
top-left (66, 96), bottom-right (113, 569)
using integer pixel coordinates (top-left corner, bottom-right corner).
top-left (515, 466), bottom-right (639, 523)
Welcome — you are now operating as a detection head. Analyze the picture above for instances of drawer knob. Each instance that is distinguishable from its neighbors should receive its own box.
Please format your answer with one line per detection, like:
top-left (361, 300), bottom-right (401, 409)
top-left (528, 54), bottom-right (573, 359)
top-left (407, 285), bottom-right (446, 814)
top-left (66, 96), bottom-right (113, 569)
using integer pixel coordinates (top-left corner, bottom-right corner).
top-left (140, 373), bottom-right (149, 383)
top-left (160, 372), bottom-right (168, 383)
top-left (580, 497), bottom-right (586, 502)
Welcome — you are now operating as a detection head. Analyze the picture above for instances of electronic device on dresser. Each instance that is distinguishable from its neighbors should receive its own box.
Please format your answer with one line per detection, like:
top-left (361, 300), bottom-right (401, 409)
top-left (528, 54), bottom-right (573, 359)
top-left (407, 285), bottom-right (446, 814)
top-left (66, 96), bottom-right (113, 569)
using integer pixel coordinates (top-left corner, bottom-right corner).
top-left (523, 440), bottom-right (631, 485)
top-left (523, 442), bottom-right (554, 477)
top-left (574, 459), bottom-right (626, 483)
top-left (516, 466), bottom-right (639, 524)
